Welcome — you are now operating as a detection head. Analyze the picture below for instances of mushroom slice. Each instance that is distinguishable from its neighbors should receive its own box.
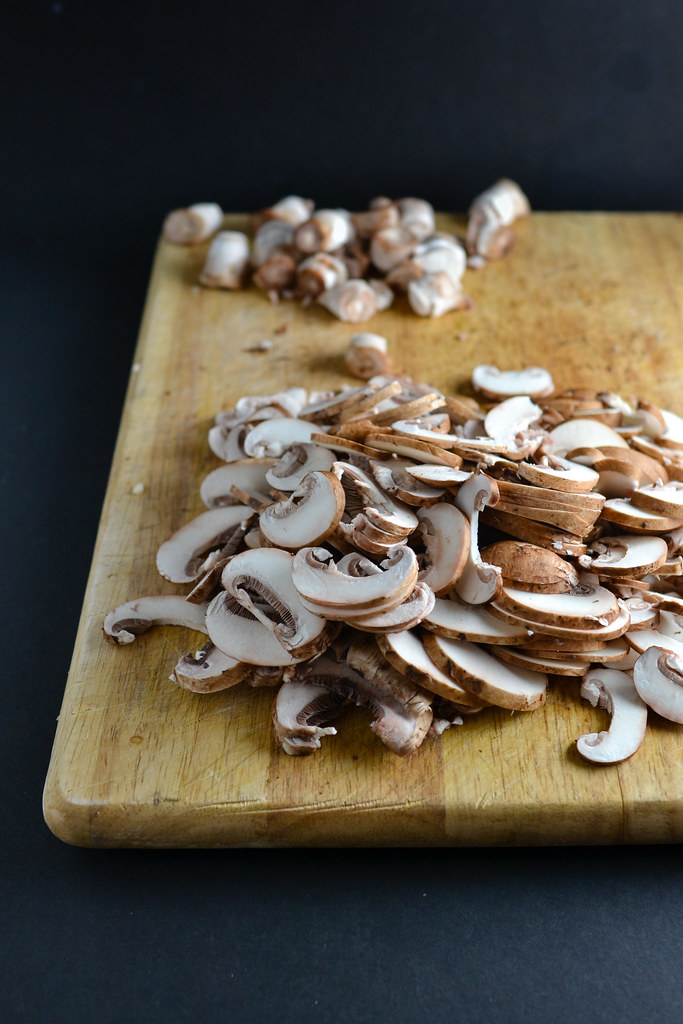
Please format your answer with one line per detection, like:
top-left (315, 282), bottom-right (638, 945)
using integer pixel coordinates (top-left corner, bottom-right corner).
top-left (423, 633), bottom-right (547, 711)
top-left (480, 540), bottom-right (579, 594)
top-left (205, 590), bottom-right (299, 667)
top-left (259, 471), bottom-right (345, 549)
top-left (377, 630), bottom-right (486, 709)
top-left (576, 668), bottom-right (648, 763)
top-left (413, 503), bottom-right (470, 595)
top-left (545, 419), bottom-right (630, 458)
top-left (350, 582), bottom-right (435, 633)
top-left (220, 548), bottom-right (330, 660)
top-left (516, 458), bottom-right (600, 493)
top-left (156, 505), bottom-right (253, 583)
top-left (600, 498), bottom-right (683, 533)
top-left (291, 544), bottom-right (418, 616)
top-left (103, 595), bottom-right (209, 645)
top-left (582, 535), bottom-right (668, 578)
top-left (495, 583), bottom-right (621, 630)
top-left (208, 422), bottom-right (250, 462)
top-left (264, 442), bottom-right (336, 491)
top-left (631, 482), bottom-right (683, 518)
top-left (423, 596), bottom-right (533, 645)
top-left (483, 395), bottom-right (545, 457)
top-left (624, 628), bottom-right (683, 660)
top-left (471, 364), bottom-right (554, 400)
top-left (343, 638), bottom-right (433, 755)
top-left (170, 642), bottom-right (247, 692)
top-left (365, 432), bottom-right (465, 467)
top-left (333, 461), bottom-right (419, 538)
top-left (199, 458), bottom-right (276, 508)
top-left (493, 646), bottom-right (589, 677)
top-left (453, 471), bottom-right (503, 605)
top-left (370, 458), bottom-right (445, 506)
top-left (405, 464), bottom-right (471, 487)
top-left (489, 601), bottom-right (631, 642)
top-left (242, 417), bottom-right (320, 458)
top-left (632, 647), bottom-right (683, 723)
top-left (656, 408), bottom-right (683, 450)
top-left (273, 678), bottom-right (350, 755)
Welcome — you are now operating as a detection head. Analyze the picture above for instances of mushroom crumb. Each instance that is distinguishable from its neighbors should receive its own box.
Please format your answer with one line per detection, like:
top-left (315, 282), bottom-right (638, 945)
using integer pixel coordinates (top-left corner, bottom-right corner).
top-left (105, 362), bottom-right (683, 762)
top-left (162, 182), bottom-right (529, 323)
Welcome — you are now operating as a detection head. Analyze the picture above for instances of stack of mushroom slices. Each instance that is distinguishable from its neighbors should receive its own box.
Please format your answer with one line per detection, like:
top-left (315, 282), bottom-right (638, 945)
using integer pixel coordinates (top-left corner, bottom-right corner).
top-left (104, 363), bottom-right (683, 763)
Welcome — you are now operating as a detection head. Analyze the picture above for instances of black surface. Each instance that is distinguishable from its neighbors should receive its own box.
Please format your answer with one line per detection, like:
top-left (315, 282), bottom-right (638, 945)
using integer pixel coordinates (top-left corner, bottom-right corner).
top-left (2, 3), bottom-right (682, 1022)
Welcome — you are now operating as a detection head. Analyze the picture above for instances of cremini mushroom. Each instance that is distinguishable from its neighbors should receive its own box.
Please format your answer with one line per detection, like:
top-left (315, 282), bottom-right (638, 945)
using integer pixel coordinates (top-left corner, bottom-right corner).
top-left (272, 675), bottom-right (349, 755)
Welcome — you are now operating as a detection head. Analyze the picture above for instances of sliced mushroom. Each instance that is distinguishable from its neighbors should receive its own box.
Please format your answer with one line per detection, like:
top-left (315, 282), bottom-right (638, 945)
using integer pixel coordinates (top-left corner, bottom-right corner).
top-left (576, 668), bottom-right (648, 763)
top-left (423, 596), bottom-right (533, 645)
top-left (413, 503), bottom-right (470, 595)
top-left (632, 646), bottom-right (683, 723)
top-left (471, 365), bottom-right (554, 400)
top-left (453, 471), bottom-right (503, 604)
top-left (344, 333), bottom-right (393, 380)
top-left (481, 540), bottom-right (579, 594)
top-left (104, 595), bottom-right (209, 645)
top-left (258, 470), bottom-right (345, 549)
top-left (199, 458), bottom-right (276, 508)
top-left (377, 630), bottom-right (486, 709)
top-left (343, 637), bottom-right (433, 755)
top-left (349, 582), bottom-right (435, 633)
top-left (242, 418), bottom-right (320, 458)
top-left (273, 677), bottom-right (349, 755)
top-left (545, 418), bottom-right (630, 458)
top-left (291, 544), bottom-right (418, 616)
top-left (170, 641), bottom-right (247, 692)
top-left (263, 442), bottom-right (337, 491)
top-left (494, 583), bottom-right (621, 630)
top-left (582, 535), bottom-right (669, 578)
top-left (220, 547), bottom-right (331, 660)
top-left (156, 505), bottom-right (253, 584)
top-left (516, 457), bottom-right (600, 492)
top-left (370, 458), bottom-right (445, 507)
top-left (423, 632), bottom-right (547, 711)
top-left (600, 498), bottom-right (683, 533)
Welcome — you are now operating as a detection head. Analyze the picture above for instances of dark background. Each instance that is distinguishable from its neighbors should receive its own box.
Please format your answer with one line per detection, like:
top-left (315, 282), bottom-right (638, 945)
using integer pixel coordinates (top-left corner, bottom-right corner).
top-left (2, 2), bottom-right (682, 1022)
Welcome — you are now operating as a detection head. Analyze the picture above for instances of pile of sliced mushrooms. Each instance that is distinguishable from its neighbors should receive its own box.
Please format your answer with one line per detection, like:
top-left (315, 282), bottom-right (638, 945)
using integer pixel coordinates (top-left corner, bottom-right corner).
top-left (105, 361), bottom-right (683, 763)
top-left (162, 180), bottom-right (530, 322)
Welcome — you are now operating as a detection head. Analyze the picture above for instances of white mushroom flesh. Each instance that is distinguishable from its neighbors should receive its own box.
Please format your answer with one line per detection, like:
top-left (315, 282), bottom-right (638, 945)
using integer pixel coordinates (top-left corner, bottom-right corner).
top-left (105, 360), bottom-right (683, 761)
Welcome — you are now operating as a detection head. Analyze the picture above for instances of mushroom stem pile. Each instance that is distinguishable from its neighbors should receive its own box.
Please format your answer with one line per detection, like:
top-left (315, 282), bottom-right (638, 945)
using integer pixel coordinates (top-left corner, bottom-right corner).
top-left (104, 363), bottom-right (683, 762)
top-left (162, 181), bottom-right (530, 322)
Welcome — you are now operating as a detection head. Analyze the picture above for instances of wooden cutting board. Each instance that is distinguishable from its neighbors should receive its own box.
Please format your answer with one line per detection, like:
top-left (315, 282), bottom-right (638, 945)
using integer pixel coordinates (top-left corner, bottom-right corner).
top-left (43, 213), bottom-right (683, 847)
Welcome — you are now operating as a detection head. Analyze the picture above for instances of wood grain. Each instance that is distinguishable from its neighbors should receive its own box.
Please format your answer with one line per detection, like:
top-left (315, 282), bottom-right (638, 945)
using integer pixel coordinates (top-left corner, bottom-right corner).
top-left (43, 213), bottom-right (683, 847)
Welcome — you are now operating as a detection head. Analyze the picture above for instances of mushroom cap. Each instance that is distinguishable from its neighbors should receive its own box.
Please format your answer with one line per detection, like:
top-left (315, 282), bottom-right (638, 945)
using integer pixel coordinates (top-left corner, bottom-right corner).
top-left (264, 442), bottom-right (336, 491)
top-left (242, 418), bottom-right (320, 458)
top-left (200, 458), bottom-right (276, 508)
top-left (414, 503), bottom-right (470, 595)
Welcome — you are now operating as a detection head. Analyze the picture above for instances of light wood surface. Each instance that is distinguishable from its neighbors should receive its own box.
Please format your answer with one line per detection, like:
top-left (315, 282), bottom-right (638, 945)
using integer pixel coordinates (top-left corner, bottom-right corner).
top-left (43, 213), bottom-right (683, 847)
